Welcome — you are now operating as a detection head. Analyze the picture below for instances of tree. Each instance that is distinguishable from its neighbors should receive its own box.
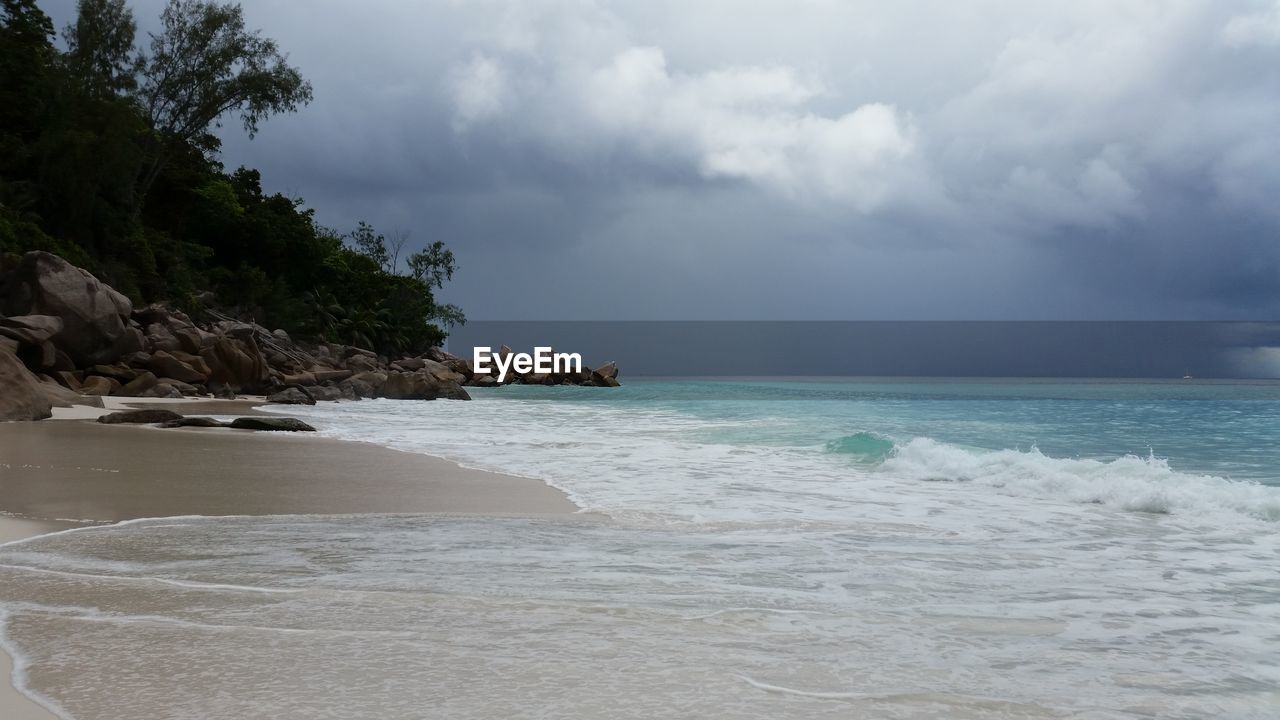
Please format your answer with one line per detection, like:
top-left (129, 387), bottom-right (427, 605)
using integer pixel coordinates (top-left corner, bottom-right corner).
top-left (134, 0), bottom-right (312, 214)
top-left (0, 0), bottom-right (53, 72)
top-left (406, 240), bottom-right (457, 290)
top-left (34, 1), bottom-right (146, 259)
top-left (1, 1), bottom-right (464, 353)
top-left (0, 0), bottom-right (50, 36)
top-left (350, 221), bottom-right (389, 271)
top-left (388, 228), bottom-right (410, 273)
top-left (64, 0), bottom-right (139, 97)
top-left (0, 0), bottom-right (54, 98)
top-left (0, 0), bottom-right (55, 182)
top-left (432, 302), bottom-right (466, 330)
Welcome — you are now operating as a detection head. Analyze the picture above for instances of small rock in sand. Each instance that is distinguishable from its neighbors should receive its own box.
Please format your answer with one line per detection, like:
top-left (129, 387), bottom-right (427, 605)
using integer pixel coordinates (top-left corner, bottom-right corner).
top-left (229, 417), bottom-right (316, 432)
top-left (97, 409), bottom-right (184, 425)
top-left (157, 417), bottom-right (227, 428)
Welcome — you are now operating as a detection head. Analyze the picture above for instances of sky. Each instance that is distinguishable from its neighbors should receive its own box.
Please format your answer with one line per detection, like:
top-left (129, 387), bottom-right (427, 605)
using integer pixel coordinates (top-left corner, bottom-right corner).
top-left (41, 0), bottom-right (1280, 321)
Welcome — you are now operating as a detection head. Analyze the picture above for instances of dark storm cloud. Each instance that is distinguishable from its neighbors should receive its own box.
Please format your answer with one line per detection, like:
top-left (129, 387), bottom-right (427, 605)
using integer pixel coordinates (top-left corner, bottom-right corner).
top-left (39, 0), bottom-right (1280, 320)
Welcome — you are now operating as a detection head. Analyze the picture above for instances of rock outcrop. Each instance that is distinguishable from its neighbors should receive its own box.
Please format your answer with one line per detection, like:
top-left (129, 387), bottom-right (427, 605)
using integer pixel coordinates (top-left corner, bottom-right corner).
top-left (0, 348), bottom-right (53, 421)
top-left (0, 251), bottom-right (140, 366)
top-left (0, 251), bottom-right (621, 422)
top-left (305, 385), bottom-right (344, 402)
top-left (201, 335), bottom-right (270, 394)
top-left (442, 349), bottom-right (621, 388)
top-left (118, 371), bottom-right (159, 397)
top-left (0, 314), bottom-right (64, 346)
top-left (267, 387), bottom-right (315, 405)
top-left (40, 379), bottom-right (103, 409)
top-left (147, 350), bottom-right (206, 385)
top-left (80, 375), bottom-right (121, 396)
top-left (592, 361), bottom-right (622, 387)
top-left (379, 370), bottom-right (471, 400)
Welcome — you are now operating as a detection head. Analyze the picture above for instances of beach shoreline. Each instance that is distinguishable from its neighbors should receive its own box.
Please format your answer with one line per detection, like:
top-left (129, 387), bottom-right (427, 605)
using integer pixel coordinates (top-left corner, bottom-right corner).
top-left (0, 397), bottom-right (586, 719)
top-left (2, 397), bottom-right (583, 521)
top-left (1, 517), bottom-right (78, 720)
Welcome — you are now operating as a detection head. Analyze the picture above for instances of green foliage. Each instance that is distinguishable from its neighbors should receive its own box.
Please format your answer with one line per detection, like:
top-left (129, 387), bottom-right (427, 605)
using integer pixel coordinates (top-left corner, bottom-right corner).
top-left (33, 86), bottom-right (146, 253)
top-left (0, 204), bottom-right (94, 267)
top-left (350, 221), bottom-right (389, 272)
top-left (141, 0), bottom-right (313, 141)
top-left (0, 0), bottom-right (462, 355)
top-left (64, 0), bottom-right (140, 97)
top-left (1, 0), bottom-right (56, 187)
top-left (133, 0), bottom-right (314, 213)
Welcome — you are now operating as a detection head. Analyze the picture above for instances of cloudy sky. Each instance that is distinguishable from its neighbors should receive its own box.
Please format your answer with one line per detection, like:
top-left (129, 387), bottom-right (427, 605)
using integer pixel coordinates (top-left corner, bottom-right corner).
top-left (43, 0), bottom-right (1280, 320)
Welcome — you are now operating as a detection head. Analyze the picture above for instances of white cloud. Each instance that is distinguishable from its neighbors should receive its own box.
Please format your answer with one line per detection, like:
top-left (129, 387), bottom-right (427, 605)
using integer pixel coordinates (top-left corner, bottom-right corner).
top-left (576, 47), bottom-right (915, 209)
top-left (448, 54), bottom-right (509, 131)
top-left (180, 0), bottom-right (1280, 317)
top-left (431, 0), bottom-right (1280, 229)
top-left (1222, 2), bottom-right (1280, 47)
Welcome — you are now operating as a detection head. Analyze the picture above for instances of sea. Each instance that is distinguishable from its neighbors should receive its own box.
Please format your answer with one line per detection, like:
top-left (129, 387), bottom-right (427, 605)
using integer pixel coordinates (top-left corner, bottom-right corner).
top-left (2, 378), bottom-right (1278, 719)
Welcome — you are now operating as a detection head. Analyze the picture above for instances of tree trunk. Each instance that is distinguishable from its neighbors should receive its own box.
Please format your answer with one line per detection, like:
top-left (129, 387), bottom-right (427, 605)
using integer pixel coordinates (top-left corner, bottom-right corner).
top-left (129, 135), bottom-right (168, 221)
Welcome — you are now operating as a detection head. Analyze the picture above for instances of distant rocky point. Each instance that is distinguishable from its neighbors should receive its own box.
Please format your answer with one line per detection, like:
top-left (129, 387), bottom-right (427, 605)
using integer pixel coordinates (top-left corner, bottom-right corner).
top-left (0, 251), bottom-right (619, 422)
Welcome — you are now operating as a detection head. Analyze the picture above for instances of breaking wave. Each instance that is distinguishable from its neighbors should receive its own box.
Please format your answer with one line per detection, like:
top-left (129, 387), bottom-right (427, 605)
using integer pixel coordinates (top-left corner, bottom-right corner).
top-left (878, 438), bottom-right (1280, 522)
top-left (823, 432), bottom-right (896, 461)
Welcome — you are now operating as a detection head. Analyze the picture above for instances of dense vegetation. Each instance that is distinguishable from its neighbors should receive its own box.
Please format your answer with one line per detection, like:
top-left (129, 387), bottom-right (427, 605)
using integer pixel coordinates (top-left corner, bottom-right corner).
top-left (0, 0), bottom-right (463, 354)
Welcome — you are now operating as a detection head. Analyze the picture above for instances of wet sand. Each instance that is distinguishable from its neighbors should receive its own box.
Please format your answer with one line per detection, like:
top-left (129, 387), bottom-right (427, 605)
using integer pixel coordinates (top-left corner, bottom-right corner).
top-left (0, 649), bottom-right (58, 720)
top-left (0, 419), bottom-right (578, 521)
top-left (0, 399), bottom-right (583, 718)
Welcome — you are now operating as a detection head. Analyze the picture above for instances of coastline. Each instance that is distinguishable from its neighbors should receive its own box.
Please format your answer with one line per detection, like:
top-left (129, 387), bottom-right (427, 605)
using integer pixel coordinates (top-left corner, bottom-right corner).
top-left (0, 398), bottom-right (585, 719)
top-left (2, 398), bottom-right (582, 520)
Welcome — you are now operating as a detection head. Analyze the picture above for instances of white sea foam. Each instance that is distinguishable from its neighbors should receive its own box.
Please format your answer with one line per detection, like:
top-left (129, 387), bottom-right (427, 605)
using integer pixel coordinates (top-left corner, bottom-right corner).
top-left (261, 396), bottom-right (1280, 528)
top-left (0, 608), bottom-right (74, 720)
top-left (3, 386), bottom-right (1278, 719)
top-left (2, 514), bottom-right (1277, 719)
top-left (734, 675), bottom-right (879, 700)
top-left (881, 438), bottom-right (1280, 522)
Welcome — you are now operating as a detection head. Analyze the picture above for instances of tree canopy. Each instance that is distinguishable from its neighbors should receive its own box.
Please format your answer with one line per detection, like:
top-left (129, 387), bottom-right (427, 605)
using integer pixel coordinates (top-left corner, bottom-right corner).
top-left (0, 0), bottom-right (462, 355)
top-left (64, 0), bottom-right (138, 97)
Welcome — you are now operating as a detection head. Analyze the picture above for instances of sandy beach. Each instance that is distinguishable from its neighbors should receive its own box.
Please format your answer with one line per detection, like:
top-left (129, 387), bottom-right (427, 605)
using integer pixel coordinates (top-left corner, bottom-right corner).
top-left (0, 399), bottom-right (581, 719)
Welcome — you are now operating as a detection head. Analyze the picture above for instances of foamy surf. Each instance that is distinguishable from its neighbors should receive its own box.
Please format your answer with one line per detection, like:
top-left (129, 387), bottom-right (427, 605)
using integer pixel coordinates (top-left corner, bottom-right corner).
top-left (2, 513), bottom-right (1276, 719)
top-left (261, 381), bottom-right (1280, 527)
top-left (734, 675), bottom-right (878, 700)
top-left (4, 379), bottom-right (1278, 718)
top-left (0, 608), bottom-right (74, 720)
top-left (880, 438), bottom-right (1280, 521)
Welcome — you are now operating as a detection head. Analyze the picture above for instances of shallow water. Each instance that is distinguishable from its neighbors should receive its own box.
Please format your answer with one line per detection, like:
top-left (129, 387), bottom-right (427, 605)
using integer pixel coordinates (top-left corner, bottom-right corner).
top-left (2, 378), bottom-right (1279, 719)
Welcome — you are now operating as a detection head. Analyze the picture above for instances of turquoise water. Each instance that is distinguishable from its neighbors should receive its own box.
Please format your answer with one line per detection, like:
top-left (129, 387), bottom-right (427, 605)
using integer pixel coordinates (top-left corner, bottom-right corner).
top-left (4, 378), bottom-right (1279, 719)
top-left (512, 377), bottom-right (1280, 485)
